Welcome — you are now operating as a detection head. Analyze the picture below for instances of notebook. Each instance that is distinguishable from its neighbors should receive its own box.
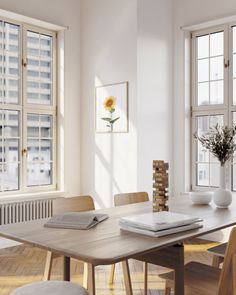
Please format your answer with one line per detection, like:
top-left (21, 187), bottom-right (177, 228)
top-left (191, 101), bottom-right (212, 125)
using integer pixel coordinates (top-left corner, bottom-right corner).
top-left (119, 211), bottom-right (202, 231)
top-left (120, 222), bottom-right (203, 237)
top-left (44, 212), bottom-right (109, 230)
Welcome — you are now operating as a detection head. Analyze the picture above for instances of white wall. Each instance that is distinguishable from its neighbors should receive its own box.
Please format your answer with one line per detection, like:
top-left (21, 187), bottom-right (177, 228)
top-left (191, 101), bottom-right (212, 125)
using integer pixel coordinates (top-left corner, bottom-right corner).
top-left (173, 0), bottom-right (236, 196)
top-left (0, 0), bottom-right (81, 197)
top-left (80, 0), bottom-right (138, 207)
top-left (137, 0), bottom-right (173, 197)
top-left (80, 0), bottom-right (174, 207)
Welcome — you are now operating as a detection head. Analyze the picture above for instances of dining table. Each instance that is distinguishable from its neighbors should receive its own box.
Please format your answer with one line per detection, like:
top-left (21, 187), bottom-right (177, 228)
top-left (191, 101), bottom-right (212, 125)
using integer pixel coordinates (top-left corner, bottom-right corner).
top-left (0, 195), bottom-right (236, 295)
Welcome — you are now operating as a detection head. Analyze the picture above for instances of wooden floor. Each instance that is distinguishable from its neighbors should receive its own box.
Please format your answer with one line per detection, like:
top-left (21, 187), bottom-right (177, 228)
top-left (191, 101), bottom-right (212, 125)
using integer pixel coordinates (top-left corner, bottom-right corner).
top-left (0, 239), bottom-right (218, 295)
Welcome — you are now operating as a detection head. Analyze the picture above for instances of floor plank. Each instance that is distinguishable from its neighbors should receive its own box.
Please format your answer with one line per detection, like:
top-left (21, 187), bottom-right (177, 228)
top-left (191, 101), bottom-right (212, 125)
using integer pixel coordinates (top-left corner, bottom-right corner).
top-left (0, 239), bottom-right (218, 295)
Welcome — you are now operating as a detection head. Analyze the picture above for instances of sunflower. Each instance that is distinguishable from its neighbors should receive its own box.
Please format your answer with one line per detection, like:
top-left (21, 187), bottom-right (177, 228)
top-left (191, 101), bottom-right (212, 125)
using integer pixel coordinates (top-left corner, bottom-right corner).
top-left (103, 96), bottom-right (116, 111)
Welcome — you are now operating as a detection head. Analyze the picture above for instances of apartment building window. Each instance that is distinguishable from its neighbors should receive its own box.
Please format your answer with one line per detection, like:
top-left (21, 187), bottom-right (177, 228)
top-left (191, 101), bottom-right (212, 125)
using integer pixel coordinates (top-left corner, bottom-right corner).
top-left (0, 19), bottom-right (57, 193)
top-left (191, 25), bottom-right (236, 191)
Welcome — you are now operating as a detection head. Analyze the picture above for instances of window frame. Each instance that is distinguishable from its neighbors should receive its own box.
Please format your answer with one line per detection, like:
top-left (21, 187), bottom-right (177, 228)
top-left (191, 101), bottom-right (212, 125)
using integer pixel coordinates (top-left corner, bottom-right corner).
top-left (0, 18), bottom-right (57, 196)
top-left (191, 23), bottom-right (236, 191)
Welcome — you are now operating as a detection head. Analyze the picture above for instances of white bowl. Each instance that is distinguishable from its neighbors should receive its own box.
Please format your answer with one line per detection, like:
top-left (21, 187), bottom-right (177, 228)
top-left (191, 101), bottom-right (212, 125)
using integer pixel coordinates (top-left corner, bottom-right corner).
top-left (190, 191), bottom-right (213, 205)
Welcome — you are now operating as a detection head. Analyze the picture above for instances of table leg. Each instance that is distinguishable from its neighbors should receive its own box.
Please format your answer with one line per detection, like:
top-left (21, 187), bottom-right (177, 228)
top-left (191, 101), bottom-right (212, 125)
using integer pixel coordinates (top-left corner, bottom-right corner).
top-left (135, 244), bottom-right (185, 295)
top-left (63, 256), bottom-right (70, 281)
top-left (121, 260), bottom-right (133, 295)
top-left (174, 244), bottom-right (184, 295)
top-left (87, 263), bottom-right (96, 295)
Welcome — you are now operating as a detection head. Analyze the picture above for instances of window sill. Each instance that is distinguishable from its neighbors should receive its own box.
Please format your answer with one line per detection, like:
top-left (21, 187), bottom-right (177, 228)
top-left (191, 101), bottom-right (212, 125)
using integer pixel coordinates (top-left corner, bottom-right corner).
top-left (0, 190), bottom-right (66, 204)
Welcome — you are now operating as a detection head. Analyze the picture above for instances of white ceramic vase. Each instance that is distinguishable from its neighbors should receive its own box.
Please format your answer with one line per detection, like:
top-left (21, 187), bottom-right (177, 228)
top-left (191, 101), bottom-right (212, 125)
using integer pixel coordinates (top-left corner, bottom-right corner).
top-left (213, 164), bottom-right (232, 208)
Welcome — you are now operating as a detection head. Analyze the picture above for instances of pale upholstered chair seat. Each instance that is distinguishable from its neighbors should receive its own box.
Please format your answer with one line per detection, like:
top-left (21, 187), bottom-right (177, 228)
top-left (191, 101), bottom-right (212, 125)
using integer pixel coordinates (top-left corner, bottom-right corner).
top-left (10, 281), bottom-right (88, 295)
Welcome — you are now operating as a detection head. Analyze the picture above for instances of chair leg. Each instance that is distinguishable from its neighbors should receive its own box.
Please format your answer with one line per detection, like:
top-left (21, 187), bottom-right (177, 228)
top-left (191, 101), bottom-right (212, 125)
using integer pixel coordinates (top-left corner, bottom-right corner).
top-left (212, 255), bottom-right (223, 268)
top-left (83, 262), bottom-right (88, 289)
top-left (144, 262), bottom-right (148, 295)
top-left (109, 264), bottom-right (116, 284)
top-left (43, 251), bottom-right (54, 281)
top-left (164, 281), bottom-right (172, 295)
top-left (165, 286), bottom-right (171, 295)
top-left (121, 260), bottom-right (133, 295)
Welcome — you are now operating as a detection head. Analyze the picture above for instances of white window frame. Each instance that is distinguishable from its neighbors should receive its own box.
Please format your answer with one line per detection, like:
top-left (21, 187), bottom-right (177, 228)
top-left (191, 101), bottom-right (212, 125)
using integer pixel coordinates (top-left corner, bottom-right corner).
top-left (0, 17), bottom-right (58, 196)
top-left (191, 23), bottom-right (236, 191)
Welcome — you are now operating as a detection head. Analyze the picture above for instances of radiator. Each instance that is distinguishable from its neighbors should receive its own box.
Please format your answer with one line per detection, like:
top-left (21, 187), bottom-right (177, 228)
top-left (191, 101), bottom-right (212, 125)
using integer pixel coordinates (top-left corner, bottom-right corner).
top-left (0, 199), bottom-right (53, 225)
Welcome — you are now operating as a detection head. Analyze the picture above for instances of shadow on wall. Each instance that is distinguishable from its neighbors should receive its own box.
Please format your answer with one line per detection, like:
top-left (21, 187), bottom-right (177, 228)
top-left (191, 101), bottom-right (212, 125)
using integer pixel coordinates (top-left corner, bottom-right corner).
top-left (93, 76), bottom-right (133, 208)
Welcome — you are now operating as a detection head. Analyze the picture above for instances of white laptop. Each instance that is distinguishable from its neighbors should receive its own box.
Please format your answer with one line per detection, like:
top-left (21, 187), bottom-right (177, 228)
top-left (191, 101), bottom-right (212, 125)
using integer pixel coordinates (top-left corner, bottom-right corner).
top-left (119, 211), bottom-right (202, 232)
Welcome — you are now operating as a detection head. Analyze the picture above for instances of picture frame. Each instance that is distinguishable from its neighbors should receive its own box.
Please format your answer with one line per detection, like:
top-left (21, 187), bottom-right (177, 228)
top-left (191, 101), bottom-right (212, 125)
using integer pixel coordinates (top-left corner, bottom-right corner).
top-left (95, 81), bottom-right (128, 133)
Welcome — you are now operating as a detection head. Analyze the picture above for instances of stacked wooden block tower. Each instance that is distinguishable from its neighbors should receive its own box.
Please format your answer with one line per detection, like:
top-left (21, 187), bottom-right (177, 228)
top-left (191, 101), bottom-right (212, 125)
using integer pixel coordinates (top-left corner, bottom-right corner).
top-left (153, 160), bottom-right (169, 212)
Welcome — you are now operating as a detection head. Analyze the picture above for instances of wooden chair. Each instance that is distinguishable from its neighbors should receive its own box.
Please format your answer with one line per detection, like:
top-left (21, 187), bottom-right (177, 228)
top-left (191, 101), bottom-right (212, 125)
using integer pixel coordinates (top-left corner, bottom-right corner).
top-left (208, 242), bottom-right (226, 267)
top-left (43, 195), bottom-right (95, 289)
top-left (10, 281), bottom-right (88, 295)
top-left (160, 226), bottom-right (236, 295)
top-left (109, 192), bottom-right (149, 294)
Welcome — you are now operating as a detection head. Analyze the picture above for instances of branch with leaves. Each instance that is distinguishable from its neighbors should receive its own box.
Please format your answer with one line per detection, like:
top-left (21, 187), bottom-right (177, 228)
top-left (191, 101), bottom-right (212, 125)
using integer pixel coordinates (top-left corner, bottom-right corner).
top-left (194, 124), bottom-right (236, 166)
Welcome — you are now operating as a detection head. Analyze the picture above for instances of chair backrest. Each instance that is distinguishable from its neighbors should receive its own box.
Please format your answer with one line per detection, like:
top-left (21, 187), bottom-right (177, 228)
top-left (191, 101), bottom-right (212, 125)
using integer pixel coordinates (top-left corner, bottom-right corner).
top-left (53, 196), bottom-right (95, 215)
top-left (218, 227), bottom-right (236, 295)
top-left (114, 192), bottom-right (149, 207)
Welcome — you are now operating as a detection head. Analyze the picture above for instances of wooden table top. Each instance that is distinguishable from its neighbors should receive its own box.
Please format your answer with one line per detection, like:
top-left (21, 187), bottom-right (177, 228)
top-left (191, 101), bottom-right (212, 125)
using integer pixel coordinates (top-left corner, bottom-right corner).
top-left (0, 196), bottom-right (236, 265)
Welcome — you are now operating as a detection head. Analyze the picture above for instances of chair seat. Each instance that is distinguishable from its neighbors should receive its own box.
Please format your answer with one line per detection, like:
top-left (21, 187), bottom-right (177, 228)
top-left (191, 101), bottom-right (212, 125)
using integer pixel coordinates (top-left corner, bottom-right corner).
top-left (207, 242), bottom-right (227, 257)
top-left (160, 262), bottom-right (221, 295)
top-left (10, 281), bottom-right (88, 295)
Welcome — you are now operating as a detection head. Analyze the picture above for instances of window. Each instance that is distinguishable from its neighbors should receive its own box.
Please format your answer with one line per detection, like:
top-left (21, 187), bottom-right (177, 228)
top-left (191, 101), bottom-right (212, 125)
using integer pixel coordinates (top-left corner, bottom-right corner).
top-left (0, 19), bottom-right (57, 194)
top-left (191, 25), bottom-right (236, 191)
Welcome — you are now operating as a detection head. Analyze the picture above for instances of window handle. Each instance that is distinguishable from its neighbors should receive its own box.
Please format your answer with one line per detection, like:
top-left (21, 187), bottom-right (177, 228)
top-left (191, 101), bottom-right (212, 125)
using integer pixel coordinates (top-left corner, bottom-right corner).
top-left (22, 148), bottom-right (28, 156)
top-left (224, 59), bottom-right (230, 68)
top-left (22, 58), bottom-right (27, 67)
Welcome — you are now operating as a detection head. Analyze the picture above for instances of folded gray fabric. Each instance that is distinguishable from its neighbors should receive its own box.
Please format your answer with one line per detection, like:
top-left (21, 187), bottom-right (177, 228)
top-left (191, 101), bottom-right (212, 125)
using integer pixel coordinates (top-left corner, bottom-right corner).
top-left (44, 212), bottom-right (109, 230)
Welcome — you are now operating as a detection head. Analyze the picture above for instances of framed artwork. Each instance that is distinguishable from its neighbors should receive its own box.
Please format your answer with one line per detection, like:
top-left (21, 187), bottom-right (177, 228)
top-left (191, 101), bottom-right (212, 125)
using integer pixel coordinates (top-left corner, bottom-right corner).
top-left (95, 81), bottom-right (128, 133)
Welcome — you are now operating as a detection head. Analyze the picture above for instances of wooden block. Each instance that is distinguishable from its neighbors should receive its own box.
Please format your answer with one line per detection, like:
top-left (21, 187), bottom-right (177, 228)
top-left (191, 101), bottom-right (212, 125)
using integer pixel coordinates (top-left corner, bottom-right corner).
top-left (153, 199), bottom-right (167, 205)
top-left (153, 183), bottom-right (168, 189)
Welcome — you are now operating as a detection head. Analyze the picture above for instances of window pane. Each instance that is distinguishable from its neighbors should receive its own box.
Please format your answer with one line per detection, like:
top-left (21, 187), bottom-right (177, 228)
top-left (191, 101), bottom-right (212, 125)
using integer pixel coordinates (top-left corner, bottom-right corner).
top-left (27, 81), bottom-right (40, 104)
top-left (2, 163), bottom-right (19, 191)
top-left (27, 113), bottom-right (53, 187)
top-left (196, 115), bottom-right (223, 187)
top-left (41, 139), bottom-right (51, 161)
top-left (198, 82), bottom-right (209, 106)
top-left (27, 163), bottom-right (40, 186)
top-left (233, 54), bottom-right (236, 78)
top-left (40, 115), bottom-right (52, 137)
top-left (4, 139), bottom-right (19, 162)
top-left (0, 22), bottom-right (20, 105)
top-left (198, 59), bottom-right (209, 82)
top-left (197, 140), bottom-right (209, 162)
top-left (27, 139), bottom-right (40, 161)
top-left (210, 80), bottom-right (223, 104)
top-left (233, 27), bottom-right (236, 53)
top-left (210, 56), bottom-right (223, 80)
top-left (197, 35), bottom-right (209, 59)
top-left (2, 110), bottom-right (19, 137)
top-left (210, 32), bottom-right (224, 56)
top-left (0, 109), bottom-right (20, 192)
top-left (26, 31), bottom-right (53, 105)
top-left (40, 162), bottom-right (52, 185)
top-left (197, 163), bottom-right (209, 186)
top-left (27, 31), bottom-right (40, 56)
